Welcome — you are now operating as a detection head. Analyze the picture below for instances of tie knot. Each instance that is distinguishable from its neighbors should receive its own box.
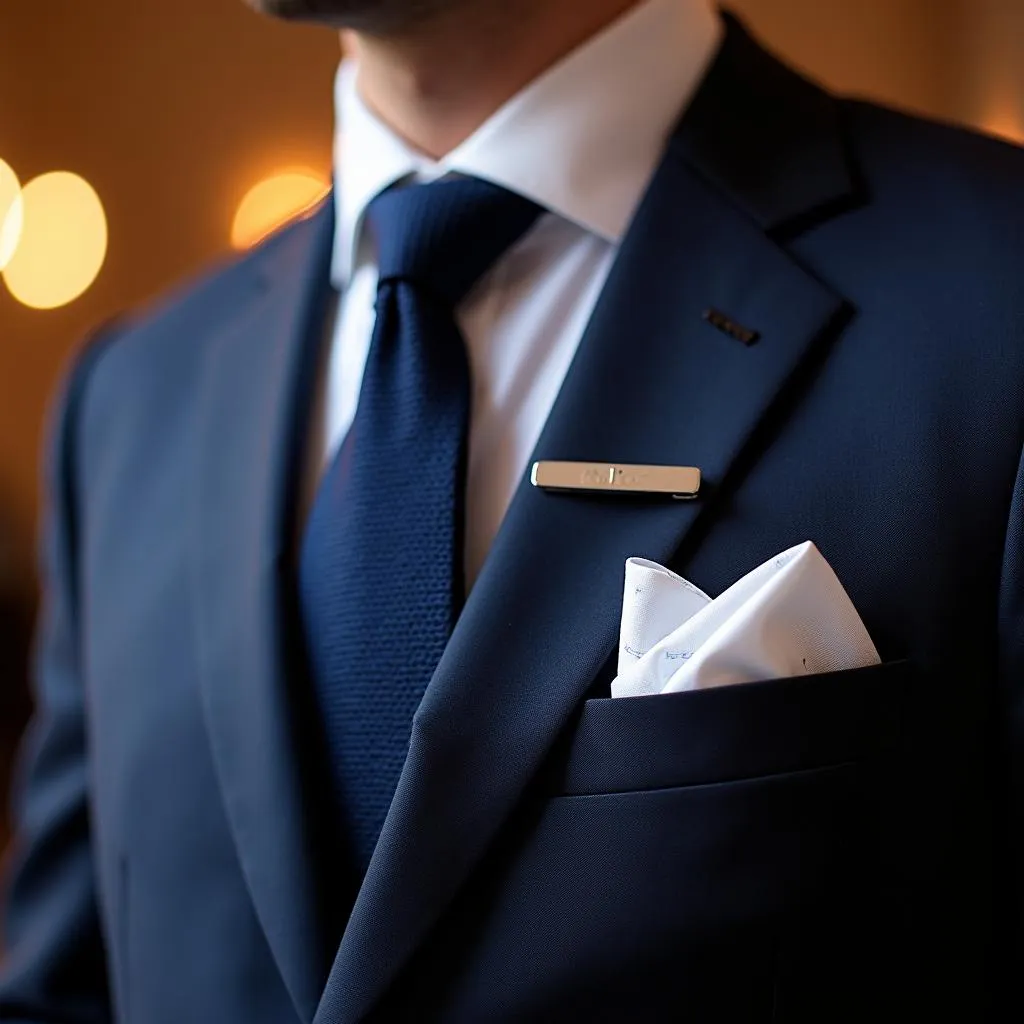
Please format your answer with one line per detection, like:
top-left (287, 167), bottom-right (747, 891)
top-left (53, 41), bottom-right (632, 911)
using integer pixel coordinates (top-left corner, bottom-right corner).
top-left (367, 177), bottom-right (544, 305)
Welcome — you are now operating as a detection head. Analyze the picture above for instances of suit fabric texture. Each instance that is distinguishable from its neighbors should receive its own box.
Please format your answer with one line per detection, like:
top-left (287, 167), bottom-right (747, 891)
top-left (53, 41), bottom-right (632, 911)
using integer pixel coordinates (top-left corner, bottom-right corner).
top-left (3, 18), bottom-right (1024, 1024)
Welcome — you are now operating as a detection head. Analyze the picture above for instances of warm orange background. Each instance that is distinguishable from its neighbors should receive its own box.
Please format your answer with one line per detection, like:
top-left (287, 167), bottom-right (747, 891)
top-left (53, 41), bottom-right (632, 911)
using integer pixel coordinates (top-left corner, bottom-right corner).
top-left (1, 0), bottom-right (1023, 590)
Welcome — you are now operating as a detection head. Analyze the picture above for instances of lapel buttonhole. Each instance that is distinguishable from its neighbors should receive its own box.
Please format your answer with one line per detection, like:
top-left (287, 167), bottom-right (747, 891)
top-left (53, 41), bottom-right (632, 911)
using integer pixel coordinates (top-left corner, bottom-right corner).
top-left (703, 308), bottom-right (760, 346)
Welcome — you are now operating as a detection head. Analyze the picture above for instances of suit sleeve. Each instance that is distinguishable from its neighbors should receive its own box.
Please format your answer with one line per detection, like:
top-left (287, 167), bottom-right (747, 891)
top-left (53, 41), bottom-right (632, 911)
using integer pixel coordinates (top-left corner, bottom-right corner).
top-left (0, 336), bottom-right (118, 1022)
top-left (999, 440), bottom-right (1024, 996)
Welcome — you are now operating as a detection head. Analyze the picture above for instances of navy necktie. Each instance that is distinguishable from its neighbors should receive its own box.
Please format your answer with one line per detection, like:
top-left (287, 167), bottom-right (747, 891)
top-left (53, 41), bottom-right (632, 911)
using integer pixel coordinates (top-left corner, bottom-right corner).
top-left (300, 178), bottom-right (543, 871)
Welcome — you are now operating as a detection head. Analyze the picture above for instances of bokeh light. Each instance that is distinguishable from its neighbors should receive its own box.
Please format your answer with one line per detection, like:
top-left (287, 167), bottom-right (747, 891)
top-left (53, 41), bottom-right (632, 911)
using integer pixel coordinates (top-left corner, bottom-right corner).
top-left (3, 171), bottom-right (108, 310)
top-left (231, 169), bottom-right (329, 250)
top-left (0, 160), bottom-right (23, 271)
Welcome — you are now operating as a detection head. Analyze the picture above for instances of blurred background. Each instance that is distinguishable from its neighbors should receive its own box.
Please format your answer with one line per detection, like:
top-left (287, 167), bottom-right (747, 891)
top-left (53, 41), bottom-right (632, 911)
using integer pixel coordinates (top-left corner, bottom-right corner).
top-left (1, 0), bottom-right (1023, 847)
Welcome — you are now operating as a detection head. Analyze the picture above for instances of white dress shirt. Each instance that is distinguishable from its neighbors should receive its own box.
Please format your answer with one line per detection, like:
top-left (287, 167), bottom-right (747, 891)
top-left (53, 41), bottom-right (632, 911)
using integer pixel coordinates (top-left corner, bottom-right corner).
top-left (315, 0), bottom-right (722, 587)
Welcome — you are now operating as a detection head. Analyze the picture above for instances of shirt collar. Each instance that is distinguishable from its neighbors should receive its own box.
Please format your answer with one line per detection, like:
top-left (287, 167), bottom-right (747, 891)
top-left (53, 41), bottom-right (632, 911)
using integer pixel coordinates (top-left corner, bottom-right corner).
top-left (331, 0), bottom-right (722, 286)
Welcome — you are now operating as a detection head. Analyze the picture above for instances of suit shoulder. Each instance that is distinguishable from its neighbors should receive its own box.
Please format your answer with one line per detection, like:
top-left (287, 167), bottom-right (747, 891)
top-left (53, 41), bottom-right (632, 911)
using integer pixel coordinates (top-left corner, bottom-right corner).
top-left (802, 97), bottom-right (1024, 298)
top-left (803, 98), bottom-right (1024, 383)
top-left (841, 98), bottom-right (1024, 210)
top-left (62, 203), bottom-right (329, 462)
top-left (77, 206), bottom-right (326, 397)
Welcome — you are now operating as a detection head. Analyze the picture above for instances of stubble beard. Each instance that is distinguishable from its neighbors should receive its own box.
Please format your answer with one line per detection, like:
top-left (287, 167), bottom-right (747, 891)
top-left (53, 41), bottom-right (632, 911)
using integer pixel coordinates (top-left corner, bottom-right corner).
top-left (244, 0), bottom-right (467, 33)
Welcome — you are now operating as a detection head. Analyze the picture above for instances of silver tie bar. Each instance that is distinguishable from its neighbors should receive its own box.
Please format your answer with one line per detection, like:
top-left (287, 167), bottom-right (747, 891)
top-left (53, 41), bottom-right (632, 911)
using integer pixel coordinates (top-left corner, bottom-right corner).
top-left (531, 461), bottom-right (701, 500)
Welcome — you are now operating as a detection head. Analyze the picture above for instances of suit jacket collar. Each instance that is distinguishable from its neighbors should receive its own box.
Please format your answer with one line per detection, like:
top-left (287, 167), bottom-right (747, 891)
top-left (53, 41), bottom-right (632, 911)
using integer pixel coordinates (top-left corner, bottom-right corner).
top-left (191, 14), bottom-right (862, 1024)
top-left (674, 11), bottom-right (859, 235)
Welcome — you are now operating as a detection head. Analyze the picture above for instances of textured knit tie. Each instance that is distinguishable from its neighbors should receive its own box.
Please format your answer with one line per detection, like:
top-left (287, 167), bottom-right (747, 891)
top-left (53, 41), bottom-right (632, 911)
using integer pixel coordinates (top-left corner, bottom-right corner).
top-left (300, 178), bottom-right (543, 872)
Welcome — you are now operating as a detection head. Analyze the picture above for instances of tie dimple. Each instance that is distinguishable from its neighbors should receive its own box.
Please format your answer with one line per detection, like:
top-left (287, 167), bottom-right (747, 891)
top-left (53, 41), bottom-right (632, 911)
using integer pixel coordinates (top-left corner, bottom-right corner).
top-left (369, 176), bottom-right (544, 305)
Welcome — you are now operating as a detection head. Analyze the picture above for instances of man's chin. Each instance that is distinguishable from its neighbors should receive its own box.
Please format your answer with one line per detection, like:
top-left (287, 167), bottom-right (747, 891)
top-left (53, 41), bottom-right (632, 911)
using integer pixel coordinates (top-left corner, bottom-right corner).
top-left (243, 0), bottom-right (455, 30)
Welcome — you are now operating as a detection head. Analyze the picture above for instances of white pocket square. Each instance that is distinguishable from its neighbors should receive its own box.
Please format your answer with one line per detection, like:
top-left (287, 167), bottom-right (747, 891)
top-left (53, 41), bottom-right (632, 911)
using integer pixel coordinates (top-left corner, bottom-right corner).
top-left (612, 541), bottom-right (880, 698)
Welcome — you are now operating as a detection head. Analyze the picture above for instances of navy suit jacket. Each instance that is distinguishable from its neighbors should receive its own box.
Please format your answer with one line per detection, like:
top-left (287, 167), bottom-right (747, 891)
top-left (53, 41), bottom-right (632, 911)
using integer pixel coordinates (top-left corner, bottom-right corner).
top-left (3, 17), bottom-right (1024, 1023)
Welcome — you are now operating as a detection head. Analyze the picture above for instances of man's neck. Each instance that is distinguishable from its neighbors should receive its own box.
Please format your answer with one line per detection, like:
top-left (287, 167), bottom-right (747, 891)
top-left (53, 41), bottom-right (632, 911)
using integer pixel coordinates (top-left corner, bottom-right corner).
top-left (345, 0), bottom-right (644, 160)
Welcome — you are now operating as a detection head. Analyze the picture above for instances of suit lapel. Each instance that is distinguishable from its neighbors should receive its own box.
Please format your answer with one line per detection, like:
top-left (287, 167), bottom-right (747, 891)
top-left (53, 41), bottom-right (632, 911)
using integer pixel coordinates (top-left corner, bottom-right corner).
top-left (191, 202), bottom-right (335, 1024)
top-left (316, 18), bottom-right (860, 1023)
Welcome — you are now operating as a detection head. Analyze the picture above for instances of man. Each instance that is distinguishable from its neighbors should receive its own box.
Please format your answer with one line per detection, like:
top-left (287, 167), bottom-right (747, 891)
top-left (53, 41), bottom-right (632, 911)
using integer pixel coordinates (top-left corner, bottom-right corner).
top-left (2, 0), bottom-right (1023, 1019)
